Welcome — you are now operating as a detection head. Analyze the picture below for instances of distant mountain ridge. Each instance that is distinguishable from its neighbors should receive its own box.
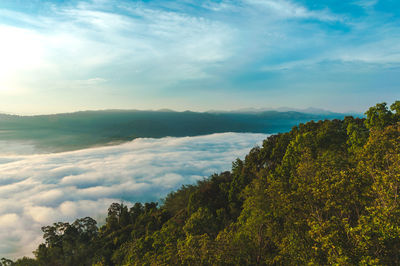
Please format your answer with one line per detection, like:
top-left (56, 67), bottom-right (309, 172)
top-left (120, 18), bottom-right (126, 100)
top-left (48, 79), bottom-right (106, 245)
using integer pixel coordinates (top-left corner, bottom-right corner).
top-left (0, 109), bottom-right (359, 153)
top-left (0, 107), bottom-right (358, 117)
top-left (206, 107), bottom-right (358, 115)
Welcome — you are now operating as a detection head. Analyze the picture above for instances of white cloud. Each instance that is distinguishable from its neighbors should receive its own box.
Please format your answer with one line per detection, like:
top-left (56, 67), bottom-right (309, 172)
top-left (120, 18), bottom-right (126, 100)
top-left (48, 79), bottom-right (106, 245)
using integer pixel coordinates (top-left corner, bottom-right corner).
top-left (243, 0), bottom-right (341, 21)
top-left (0, 132), bottom-right (268, 259)
top-left (0, 2), bottom-right (235, 93)
top-left (0, 0), bottom-right (398, 113)
top-left (352, 0), bottom-right (378, 9)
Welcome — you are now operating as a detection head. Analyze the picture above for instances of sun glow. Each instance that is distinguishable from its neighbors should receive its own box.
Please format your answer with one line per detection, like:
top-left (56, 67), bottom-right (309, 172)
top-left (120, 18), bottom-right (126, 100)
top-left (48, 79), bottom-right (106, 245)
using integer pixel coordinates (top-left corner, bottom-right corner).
top-left (0, 25), bottom-right (45, 93)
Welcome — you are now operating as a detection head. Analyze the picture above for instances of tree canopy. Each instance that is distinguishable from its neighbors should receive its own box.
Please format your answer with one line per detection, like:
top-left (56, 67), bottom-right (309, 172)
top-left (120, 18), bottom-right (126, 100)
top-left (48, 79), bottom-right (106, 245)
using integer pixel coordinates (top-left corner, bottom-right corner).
top-left (3, 101), bottom-right (400, 266)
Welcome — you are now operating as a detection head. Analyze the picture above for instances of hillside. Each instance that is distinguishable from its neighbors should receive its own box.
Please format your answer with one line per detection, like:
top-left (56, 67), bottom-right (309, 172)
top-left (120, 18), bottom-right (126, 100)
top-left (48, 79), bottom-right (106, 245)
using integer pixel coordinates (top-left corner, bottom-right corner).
top-left (0, 110), bottom-right (350, 153)
top-left (3, 101), bottom-right (399, 265)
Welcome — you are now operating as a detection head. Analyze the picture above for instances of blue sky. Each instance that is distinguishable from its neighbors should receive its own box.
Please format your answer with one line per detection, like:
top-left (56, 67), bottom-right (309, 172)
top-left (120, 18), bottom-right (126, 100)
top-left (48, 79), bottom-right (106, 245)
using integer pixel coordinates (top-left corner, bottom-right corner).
top-left (0, 0), bottom-right (399, 114)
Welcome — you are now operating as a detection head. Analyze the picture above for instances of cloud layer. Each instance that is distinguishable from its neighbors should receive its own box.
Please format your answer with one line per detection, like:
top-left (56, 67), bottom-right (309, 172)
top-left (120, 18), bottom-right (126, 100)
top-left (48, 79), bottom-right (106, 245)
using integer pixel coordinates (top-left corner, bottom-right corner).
top-left (0, 132), bottom-right (268, 259)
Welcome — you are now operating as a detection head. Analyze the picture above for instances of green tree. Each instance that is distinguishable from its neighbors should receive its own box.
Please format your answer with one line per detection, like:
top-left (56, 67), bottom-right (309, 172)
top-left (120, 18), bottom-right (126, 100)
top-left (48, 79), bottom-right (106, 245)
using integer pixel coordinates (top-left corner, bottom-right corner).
top-left (364, 102), bottom-right (393, 129)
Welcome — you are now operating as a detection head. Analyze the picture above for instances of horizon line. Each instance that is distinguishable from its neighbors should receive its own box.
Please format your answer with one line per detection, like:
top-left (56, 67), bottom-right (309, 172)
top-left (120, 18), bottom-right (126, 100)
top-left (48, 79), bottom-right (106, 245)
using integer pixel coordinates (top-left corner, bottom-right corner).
top-left (0, 107), bottom-right (363, 117)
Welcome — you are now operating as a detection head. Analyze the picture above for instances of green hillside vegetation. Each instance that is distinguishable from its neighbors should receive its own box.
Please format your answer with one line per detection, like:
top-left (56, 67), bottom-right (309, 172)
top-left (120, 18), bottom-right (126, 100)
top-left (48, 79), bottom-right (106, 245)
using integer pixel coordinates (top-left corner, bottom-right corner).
top-left (0, 110), bottom-right (349, 152)
top-left (3, 101), bottom-right (399, 265)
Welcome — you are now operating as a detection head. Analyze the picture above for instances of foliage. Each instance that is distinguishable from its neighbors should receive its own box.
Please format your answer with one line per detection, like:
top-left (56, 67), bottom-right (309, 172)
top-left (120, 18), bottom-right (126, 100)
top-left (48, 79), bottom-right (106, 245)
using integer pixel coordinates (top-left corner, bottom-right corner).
top-left (6, 101), bottom-right (400, 265)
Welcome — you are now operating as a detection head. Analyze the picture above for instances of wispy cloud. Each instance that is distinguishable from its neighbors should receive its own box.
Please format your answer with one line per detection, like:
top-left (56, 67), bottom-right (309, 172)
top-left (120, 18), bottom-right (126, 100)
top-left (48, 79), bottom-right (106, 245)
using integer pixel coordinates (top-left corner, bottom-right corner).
top-left (0, 0), bottom-right (399, 113)
top-left (0, 132), bottom-right (268, 259)
top-left (244, 0), bottom-right (342, 21)
top-left (0, 0), bottom-right (235, 108)
top-left (352, 0), bottom-right (378, 9)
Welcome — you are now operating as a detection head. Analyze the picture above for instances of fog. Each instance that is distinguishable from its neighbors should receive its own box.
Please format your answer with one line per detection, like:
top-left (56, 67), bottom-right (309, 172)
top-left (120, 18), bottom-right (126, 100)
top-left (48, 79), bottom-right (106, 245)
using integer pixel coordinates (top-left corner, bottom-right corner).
top-left (0, 132), bottom-right (268, 259)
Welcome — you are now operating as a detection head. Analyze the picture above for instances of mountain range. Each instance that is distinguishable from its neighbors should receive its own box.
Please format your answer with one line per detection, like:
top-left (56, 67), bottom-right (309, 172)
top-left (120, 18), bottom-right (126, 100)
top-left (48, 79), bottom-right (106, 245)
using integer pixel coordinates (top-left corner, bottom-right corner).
top-left (0, 109), bottom-right (359, 153)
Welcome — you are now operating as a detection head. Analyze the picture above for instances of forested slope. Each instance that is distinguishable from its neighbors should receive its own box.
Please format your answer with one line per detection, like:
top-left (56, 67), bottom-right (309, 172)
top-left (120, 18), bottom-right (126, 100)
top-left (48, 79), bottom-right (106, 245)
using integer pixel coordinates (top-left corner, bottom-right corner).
top-left (4, 101), bottom-right (400, 265)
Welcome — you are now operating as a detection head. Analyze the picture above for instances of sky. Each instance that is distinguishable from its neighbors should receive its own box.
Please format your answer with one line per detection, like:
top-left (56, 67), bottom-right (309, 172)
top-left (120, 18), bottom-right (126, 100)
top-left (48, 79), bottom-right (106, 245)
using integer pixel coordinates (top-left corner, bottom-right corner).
top-left (0, 0), bottom-right (399, 114)
top-left (0, 132), bottom-right (267, 258)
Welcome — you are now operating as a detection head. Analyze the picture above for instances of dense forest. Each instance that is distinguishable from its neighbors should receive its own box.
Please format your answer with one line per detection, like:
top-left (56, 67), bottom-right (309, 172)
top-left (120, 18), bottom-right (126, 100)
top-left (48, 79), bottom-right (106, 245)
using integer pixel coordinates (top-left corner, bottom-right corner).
top-left (2, 101), bottom-right (400, 265)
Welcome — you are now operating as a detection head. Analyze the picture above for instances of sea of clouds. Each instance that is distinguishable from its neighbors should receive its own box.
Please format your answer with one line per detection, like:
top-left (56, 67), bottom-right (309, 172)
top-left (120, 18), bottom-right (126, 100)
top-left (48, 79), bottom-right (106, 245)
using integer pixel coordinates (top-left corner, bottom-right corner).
top-left (0, 132), bottom-right (269, 259)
